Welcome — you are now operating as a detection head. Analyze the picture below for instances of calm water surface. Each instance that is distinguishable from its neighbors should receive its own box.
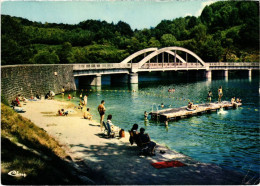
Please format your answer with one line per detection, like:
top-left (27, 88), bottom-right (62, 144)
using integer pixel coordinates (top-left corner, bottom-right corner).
top-left (58, 74), bottom-right (259, 177)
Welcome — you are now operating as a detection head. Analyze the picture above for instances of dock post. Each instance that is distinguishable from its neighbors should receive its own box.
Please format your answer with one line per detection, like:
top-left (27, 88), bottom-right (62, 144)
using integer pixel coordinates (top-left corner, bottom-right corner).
top-left (129, 73), bottom-right (138, 84)
top-left (248, 69), bottom-right (252, 77)
top-left (224, 70), bottom-right (228, 81)
top-left (90, 74), bottom-right (102, 86)
top-left (205, 70), bottom-right (212, 80)
top-left (224, 70), bottom-right (228, 77)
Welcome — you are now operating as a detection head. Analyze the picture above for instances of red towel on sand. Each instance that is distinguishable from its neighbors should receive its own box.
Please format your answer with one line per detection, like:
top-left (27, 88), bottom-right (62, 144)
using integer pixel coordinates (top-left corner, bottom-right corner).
top-left (151, 161), bottom-right (186, 169)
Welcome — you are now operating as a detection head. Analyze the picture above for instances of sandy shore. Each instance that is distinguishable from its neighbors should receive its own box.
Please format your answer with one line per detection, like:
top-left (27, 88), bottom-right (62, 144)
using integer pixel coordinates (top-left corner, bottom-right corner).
top-left (19, 99), bottom-right (250, 185)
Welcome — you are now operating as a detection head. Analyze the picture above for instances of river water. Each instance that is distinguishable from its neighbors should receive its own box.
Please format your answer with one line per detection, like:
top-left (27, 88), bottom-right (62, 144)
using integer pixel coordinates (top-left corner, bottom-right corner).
top-left (57, 73), bottom-right (259, 177)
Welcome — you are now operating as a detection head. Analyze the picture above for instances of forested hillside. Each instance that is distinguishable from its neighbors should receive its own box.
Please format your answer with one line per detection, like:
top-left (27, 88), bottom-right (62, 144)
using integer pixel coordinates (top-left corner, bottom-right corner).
top-left (1, 1), bottom-right (259, 65)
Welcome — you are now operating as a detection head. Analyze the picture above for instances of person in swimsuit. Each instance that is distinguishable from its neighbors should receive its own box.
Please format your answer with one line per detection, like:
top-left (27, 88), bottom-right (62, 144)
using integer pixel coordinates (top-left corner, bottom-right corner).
top-left (83, 95), bottom-right (88, 106)
top-left (144, 111), bottom-right (148, 120)
top-left (218, 86), bottom-right (223, 103)
top-left (68, 94), bottom-right (71, 101)
top-left (61, 86), bottom-right (65, 98)
top-left (83, 108), bottom-right (92, 120)
top-left (98, 100), bottom-right (106, 131)
top-left (207, 91), bottom-right (213, 103)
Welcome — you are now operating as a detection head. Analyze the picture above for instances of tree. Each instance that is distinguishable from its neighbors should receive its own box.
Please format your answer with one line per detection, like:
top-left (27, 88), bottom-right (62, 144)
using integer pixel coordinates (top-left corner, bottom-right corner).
top-left (32, 50), bottom-right (59, 64)
top-left (116, 21), bottom-right (133, 36)
top-left (58, 42), bottom-right (75, 63)
top-left (148, 37), bottom-right (161, 48)
top-left (161, 34), bottom-right (176, 47)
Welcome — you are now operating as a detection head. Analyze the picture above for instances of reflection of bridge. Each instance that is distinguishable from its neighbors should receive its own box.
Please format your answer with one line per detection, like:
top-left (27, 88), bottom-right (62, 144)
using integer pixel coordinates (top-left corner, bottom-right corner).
top-left (73, 47), bottom-right (259, 86)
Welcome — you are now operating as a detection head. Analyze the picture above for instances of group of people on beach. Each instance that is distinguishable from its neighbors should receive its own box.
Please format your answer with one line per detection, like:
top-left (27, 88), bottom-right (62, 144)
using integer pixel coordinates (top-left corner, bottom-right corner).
top-left (45, 90), bottom-right (55, 100)
top-left (129, 124), bottom-right (156, 156)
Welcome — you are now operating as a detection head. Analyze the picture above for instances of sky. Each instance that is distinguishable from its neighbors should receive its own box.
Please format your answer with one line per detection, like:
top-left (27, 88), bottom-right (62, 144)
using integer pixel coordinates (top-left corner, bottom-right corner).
top-left (1, 0), bottom-right (215, 30)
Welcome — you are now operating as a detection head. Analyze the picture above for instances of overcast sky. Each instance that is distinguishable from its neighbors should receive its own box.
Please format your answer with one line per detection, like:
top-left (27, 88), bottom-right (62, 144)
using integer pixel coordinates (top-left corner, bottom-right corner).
top-left (1, 0), bottom-right (215, 30)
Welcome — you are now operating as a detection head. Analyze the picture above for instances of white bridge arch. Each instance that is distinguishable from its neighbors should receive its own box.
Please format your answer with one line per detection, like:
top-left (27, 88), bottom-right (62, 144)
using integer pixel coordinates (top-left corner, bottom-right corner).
top-left (120, 46), bottom-right (205, 67)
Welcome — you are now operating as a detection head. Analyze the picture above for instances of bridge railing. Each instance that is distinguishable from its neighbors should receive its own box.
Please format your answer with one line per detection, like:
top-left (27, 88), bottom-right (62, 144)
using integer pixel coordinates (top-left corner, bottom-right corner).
top-left (207, 62), bottom-right (259, 67)
top-left (73, 63), bottom-right (132, 70)
top-left (140, 62), bottom-right (203, 69)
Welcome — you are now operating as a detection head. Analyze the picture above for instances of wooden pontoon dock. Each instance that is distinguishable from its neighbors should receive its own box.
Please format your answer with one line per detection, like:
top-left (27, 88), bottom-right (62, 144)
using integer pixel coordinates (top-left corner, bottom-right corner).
top-left (149, 101), bottom-right (242, 122)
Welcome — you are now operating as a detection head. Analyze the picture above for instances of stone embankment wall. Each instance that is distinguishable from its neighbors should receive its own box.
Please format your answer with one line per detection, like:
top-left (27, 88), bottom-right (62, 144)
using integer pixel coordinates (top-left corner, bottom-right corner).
top-left (1, 64), bottom-right (76, 102)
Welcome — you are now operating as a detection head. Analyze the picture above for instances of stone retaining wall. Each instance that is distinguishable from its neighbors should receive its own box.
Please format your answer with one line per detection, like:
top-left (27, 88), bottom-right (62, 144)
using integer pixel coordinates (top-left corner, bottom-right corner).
top-left (1, 64), bottom-right (76, 103)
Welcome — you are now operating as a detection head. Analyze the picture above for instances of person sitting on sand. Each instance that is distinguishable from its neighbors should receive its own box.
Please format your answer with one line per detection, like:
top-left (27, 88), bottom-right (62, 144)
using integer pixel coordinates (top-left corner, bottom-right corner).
top-left (36, 94), bottom-right (41, 100)
top-left (68, 94), bottom-right (72, 101)
top-left (138, 128), bottom-right (156, 156)
top-left (83, 108), bottom-right (92, 120)
top-left (49, 91), bottom-right (55, 99)
top-left (129, 124), bottom-right (140, 145)
top-left (18, 94), bottom-right (27, 102)
top-left (45, 92), bottom-right (50, 99)
top-left (61, 109), bottom-right (68, 116)
top-left (106, 114), bottom-right (120, 137)
top-left (15, 96), bottom-right (21, 107)
top-left (78, 104), bottom-right (83, 110)
top-left (57, 109), bottom-right (63, 116)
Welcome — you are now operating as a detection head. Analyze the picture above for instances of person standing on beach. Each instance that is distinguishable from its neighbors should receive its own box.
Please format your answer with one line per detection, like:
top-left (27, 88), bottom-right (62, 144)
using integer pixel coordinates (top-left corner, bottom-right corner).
top-left (61, 86), bottom-right (65, 98)
top-left (83, 95), bottom-right (88, 106)
top-left (80, 93), bottom-right (83, 100)
top-left (218, 86), bottom-right (223, 103)
top-left (98, 100), bottom-right (106, 131)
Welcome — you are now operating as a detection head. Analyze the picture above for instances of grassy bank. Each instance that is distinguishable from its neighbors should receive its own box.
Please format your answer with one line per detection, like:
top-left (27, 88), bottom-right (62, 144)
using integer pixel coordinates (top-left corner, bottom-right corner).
top-left (1, 103), bottom-right (92, 184)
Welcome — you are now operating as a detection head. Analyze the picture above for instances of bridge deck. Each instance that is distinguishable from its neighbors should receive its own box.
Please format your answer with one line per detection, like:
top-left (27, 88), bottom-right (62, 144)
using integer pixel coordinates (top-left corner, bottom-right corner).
top-left (150, 101), bottom-right (242, 121)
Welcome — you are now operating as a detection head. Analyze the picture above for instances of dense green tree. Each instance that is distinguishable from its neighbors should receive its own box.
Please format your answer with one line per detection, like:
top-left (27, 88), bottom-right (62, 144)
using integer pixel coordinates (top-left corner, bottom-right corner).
top-left (161, 34), bottom-right (176, 47)
top-left (58, 42), bottom-right (75, 63)
top-left (31, 50), bottom-right (59, 64)
top-left (1, 0), bottom-right (259, 65)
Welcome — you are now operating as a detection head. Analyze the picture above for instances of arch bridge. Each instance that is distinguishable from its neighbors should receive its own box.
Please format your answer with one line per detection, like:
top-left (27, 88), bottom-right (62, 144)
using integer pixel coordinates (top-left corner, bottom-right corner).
top-left (73, 47), bottom-right (259, 85)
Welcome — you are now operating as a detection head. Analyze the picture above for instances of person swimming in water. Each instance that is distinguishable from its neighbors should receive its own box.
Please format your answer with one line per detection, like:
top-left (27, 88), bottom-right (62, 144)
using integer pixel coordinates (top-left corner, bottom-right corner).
top-left (144, 111), bottom-right (148, 120)
top-left (161, 103), bottom-right (164, 108)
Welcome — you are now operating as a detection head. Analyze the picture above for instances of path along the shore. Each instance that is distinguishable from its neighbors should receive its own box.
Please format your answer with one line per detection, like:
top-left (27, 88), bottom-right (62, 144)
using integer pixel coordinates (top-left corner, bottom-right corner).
top-left (20, 99), bottom-right (250, 185)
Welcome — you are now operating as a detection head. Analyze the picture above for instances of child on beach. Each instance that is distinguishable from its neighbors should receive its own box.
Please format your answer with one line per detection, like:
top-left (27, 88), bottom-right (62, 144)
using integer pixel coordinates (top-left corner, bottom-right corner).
top-left (68, 94), bottom-right (72, 101)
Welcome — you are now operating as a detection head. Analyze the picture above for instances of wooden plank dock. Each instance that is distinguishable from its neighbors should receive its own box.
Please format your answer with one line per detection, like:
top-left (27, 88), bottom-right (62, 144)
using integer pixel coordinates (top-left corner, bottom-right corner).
top-left (149, 101), bottom-right (242, 122)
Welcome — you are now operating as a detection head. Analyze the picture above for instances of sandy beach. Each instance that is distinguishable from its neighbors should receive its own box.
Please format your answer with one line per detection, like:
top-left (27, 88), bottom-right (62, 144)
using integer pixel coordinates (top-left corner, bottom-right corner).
top-left (19, 99), bottom-right (250, 185)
